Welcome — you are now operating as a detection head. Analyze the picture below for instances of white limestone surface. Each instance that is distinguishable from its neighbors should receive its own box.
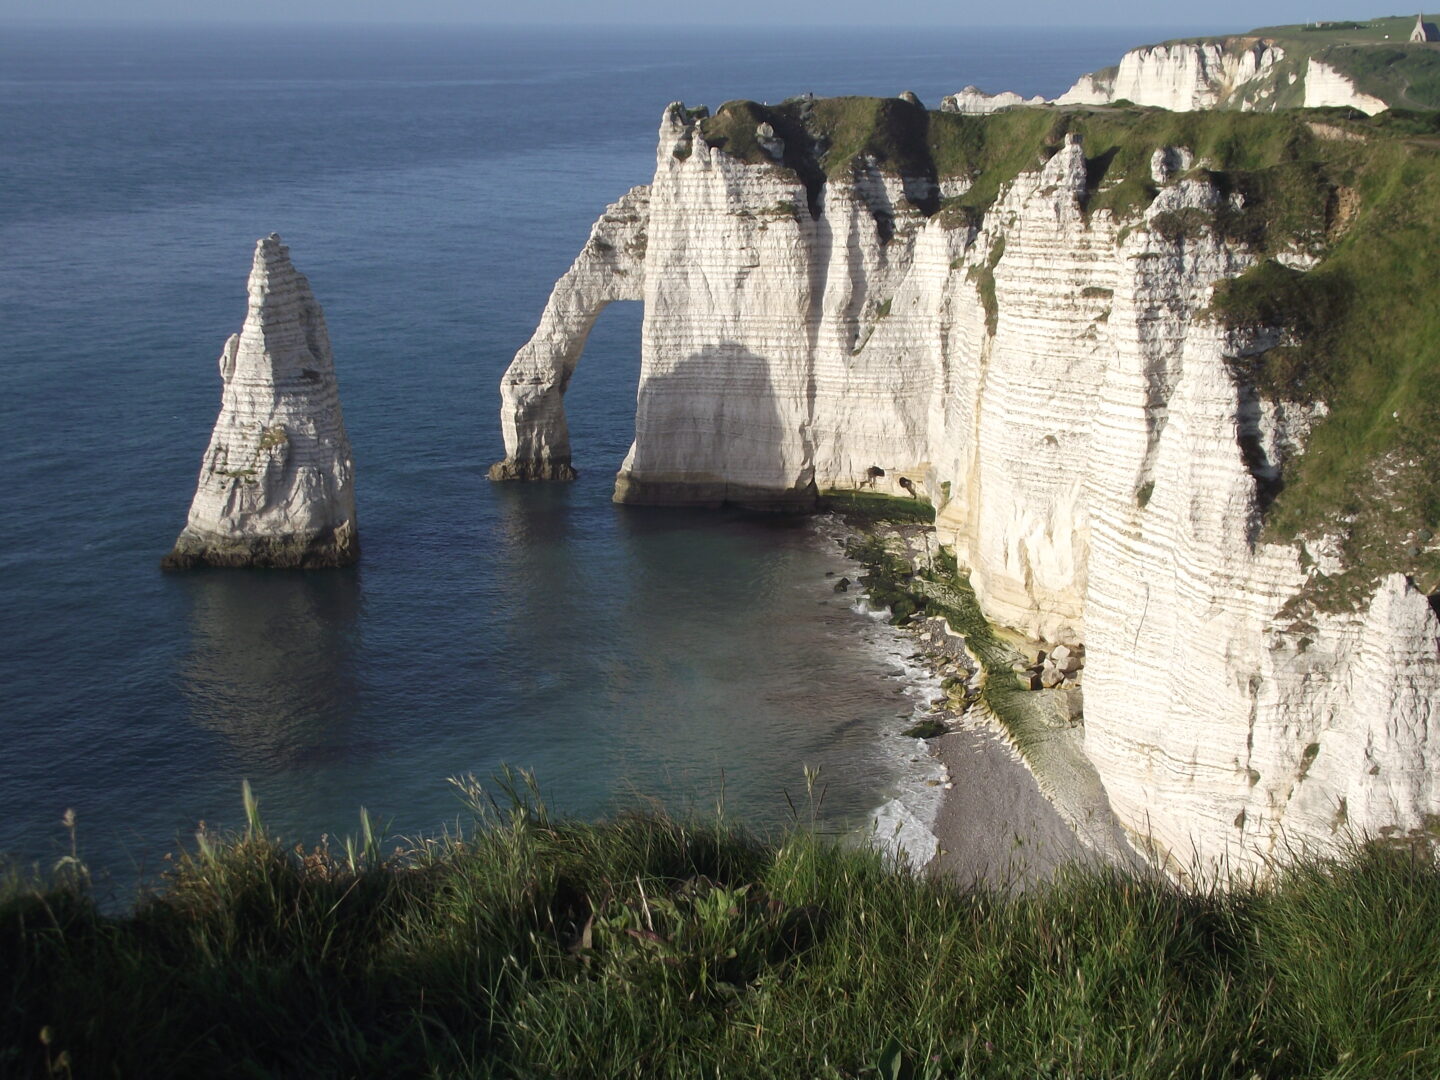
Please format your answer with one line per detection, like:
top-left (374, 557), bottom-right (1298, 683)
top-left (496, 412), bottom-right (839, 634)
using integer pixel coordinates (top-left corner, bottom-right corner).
top-left (494, 106), bottom-right (1440, 874)
top-left (1302, 58), bottom-right (1388, 114)
top-left (489, 186), bottom-right (650, 481)
top-left (166, 235), bottom-right (357, 569)
top-left (971, 36), bottom-right (1401, 116)
top-left (1055, 41), bottom-right (1285, 110)
top-left (940, 86), bottom-right (1045, 114)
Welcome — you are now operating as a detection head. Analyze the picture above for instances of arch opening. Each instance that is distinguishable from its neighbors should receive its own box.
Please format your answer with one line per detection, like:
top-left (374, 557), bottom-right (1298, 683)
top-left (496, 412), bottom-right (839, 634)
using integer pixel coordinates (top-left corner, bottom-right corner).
top-left (560, 299), bottom-right (644, 479)
top-left (489, 185), bottom-right (650, 483)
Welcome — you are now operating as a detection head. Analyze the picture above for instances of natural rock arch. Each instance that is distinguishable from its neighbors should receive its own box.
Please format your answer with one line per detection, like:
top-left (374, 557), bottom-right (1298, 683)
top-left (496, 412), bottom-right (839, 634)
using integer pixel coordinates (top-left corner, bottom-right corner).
top-left (488, 186), bottom-right (650, 481)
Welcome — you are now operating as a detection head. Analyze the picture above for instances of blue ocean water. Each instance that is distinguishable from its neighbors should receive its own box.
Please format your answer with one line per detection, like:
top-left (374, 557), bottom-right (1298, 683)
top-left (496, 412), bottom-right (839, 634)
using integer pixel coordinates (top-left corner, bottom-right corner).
top-left (0, 21), bottom-right (1201, 892)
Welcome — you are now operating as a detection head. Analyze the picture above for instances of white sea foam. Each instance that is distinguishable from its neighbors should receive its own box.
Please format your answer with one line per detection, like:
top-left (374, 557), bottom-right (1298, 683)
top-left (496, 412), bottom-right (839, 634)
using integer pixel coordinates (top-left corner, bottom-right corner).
top-left (859, 631), bottom-right (950, 866)
top-left (810, 517), bottom-right (951, 866)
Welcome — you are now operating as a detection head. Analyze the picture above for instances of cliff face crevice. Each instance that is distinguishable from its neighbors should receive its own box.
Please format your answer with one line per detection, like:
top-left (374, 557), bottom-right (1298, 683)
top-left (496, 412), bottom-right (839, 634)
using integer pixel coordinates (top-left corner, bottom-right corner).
top-left (492, 103), bottom-right (1440, 874)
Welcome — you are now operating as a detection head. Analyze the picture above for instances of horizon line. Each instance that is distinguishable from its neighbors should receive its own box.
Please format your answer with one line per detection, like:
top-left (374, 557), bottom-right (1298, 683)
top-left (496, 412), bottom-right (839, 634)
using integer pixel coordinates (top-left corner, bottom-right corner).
top-left (0, 16), bottom-right (1241, 31)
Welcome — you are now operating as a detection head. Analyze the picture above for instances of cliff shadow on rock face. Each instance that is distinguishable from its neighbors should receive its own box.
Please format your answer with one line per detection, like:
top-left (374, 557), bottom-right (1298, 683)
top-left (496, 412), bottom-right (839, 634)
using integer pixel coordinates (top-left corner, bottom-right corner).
top-left (613, 347), bottom-right (817, 511)
top-left (1226, 377), bottom-right (1284, 552)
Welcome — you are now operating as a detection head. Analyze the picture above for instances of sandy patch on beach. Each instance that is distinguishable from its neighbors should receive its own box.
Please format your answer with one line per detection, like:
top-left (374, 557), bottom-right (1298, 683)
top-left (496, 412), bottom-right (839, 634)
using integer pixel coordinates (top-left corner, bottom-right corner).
top-left (925, 719), bottom-right (1095, 889)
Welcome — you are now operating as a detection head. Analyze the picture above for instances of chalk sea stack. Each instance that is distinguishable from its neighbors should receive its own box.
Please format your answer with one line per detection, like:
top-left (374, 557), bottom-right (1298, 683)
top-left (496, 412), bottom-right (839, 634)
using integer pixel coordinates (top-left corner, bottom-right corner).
top-left (164, 234), bottom-right (358, 569)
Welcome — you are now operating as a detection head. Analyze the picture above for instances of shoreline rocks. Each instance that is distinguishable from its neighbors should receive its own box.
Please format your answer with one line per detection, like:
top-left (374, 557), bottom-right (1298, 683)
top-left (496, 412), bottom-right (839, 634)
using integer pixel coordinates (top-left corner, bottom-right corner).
top-left (164, 234), bottom-right (358, 570)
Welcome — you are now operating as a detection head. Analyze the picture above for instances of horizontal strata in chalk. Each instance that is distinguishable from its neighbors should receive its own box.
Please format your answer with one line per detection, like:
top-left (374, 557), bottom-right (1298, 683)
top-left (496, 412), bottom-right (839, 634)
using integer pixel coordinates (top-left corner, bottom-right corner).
top-left (167, 234), bottom-right (358, 570)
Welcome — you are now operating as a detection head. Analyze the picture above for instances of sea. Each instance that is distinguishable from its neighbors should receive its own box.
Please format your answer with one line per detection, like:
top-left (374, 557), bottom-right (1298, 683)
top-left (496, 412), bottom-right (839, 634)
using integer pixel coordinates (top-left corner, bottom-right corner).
top-left (0, 20), bottom-right (1206, 896)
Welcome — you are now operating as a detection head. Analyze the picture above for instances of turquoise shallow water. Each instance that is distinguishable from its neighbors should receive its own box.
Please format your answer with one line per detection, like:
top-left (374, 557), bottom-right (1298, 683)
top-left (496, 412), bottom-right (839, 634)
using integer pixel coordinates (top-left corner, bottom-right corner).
top-left (0, 21), bottom-right (1201, 894)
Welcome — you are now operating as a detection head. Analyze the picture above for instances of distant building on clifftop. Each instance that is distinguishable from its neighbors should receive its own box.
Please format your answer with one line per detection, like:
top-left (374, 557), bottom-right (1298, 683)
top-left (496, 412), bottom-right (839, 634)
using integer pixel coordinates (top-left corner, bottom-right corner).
top-left (1410, 13), bottom-right (1439, 42)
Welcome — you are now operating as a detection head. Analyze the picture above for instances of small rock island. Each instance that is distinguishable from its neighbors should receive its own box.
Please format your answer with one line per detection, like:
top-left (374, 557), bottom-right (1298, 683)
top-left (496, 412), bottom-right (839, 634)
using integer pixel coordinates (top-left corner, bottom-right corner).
top-left (164, 234), bottom-right (358, 569)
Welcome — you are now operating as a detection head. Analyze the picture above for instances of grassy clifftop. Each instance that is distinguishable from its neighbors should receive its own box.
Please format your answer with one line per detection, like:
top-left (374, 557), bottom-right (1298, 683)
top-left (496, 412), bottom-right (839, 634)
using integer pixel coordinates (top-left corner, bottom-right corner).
top-left (1203, 111), bottom-right (1440, 606)
top-left (1243, 14), bottom-right (1434, 45)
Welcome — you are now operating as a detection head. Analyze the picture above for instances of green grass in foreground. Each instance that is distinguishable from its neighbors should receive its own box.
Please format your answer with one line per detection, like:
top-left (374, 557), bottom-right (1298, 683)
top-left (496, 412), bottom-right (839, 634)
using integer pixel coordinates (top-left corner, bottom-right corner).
top-left (4, 778), bottom-right (1439, 1078)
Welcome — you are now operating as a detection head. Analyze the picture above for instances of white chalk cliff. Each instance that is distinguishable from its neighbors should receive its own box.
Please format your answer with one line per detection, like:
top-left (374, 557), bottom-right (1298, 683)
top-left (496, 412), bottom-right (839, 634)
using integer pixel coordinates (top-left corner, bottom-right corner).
top-left (493, 102), bottom-right (1440, 874)
top-left (940, 86), bottom-right (1045, 114)
top-left (1301, 58), bottom-right (1388, 113)
top-left (166, 234), bottom-right (357, 569)
top-left (1049, 39), bottom-right (1392, 115)
top-left (1057, 41), bottom-right (1288, 111)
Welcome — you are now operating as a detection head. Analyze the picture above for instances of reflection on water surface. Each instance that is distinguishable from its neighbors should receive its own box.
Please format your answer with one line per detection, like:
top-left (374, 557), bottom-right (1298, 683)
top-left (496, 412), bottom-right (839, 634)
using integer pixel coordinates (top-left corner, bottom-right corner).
top-left (181, 570), bottom-right (365, 768)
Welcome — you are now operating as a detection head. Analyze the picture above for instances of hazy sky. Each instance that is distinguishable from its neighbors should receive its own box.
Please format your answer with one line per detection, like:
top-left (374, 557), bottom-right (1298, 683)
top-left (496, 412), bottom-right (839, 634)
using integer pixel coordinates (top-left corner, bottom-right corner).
top-left (0, 1), bottom-right (1414, 29)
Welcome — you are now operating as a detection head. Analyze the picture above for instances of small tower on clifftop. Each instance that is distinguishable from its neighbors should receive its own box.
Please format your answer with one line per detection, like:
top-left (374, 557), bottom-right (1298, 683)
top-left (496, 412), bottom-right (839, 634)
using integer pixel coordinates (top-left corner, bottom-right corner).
top-left (1410, 13), bottom-right (1439, 42)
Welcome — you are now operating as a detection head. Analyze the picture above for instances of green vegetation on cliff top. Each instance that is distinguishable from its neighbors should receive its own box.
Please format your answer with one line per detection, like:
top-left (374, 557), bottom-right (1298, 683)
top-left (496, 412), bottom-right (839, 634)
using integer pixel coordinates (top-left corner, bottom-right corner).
top-left (1324, 42), bottom-right (1440, 107)
top-left (1240, 14), bottom-right (1428, 45)
top-left (694, 97), bottom-right (1440, 606)
top-left (1207, 114), bottom-right (1440, 606)
top-left (4, 782), bottom-right (1440, 1077)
